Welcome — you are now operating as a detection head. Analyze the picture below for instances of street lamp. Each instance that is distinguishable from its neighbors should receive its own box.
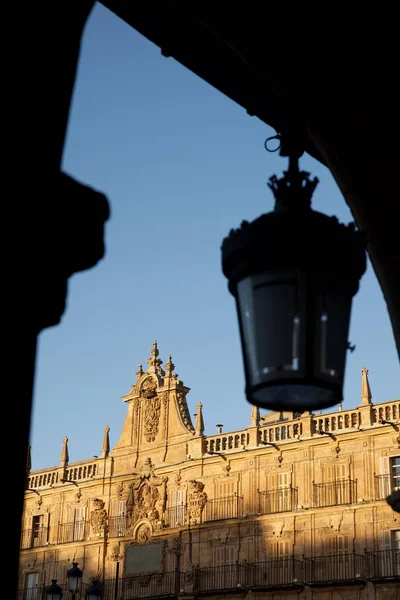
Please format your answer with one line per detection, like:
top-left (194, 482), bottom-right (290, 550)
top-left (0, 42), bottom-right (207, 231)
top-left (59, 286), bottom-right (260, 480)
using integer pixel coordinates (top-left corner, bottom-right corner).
top-left (85, 579), bottom-right (102, 600)
top-left (221, 144), bottom-right (366, 413)
top-left (67, 562), bottom-right (83, 599)
top-left (45, 580), bottom-right (63, 600)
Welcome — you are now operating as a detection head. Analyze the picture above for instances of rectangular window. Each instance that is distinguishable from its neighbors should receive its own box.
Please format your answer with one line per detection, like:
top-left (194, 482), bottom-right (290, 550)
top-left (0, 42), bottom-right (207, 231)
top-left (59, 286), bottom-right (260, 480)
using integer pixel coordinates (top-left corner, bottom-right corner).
top-left (325, 463), bottom-right (348, 482)
top-left (25, 573), bottom-right (39, 600)
top-left (214, 545), bottom-right (236, 565)
top-left (73, 506), bottom-right (85, 541)
top-left (213, 546), bottom-right (238, 589)
top-left (217, 480), bottom-right (236, 497)
top-left (31, 515), bottom-right (44, 548)
top-left (169, 489), bottom-right (185, 528)
top-left (391, 456), bottom-right (400, 490)
top-left (393, 530), bottom-right (400, 550)
top-left (326, 535), bottom-right (349, 555)
top-left (113, 500), bottom-right (126, 536)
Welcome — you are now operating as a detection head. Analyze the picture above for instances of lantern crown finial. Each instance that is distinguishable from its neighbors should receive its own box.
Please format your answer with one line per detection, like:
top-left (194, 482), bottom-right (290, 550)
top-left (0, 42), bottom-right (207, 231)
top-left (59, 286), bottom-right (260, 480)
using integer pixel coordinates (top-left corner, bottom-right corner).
top-left (267, 156), bottom-right (319, 212)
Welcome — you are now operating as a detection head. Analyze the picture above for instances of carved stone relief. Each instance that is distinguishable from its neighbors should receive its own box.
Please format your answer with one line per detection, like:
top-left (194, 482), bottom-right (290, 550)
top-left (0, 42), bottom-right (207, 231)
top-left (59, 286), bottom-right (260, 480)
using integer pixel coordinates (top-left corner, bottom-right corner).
top-left (126, 463), bottom-right (168, 533)
top-left (136, 523), bottom-right (152, 542)
top-left (330, 513), bottom-right (343, 532)
top-left (108, 544), bottom-right (123, 562)
top-left (187, 480), bottom-right (207, 523)
top-left (140, 377), bottom-right (157, 398)
top-left (90, 498), bottom-right (108, 535)
top-left (143, 395), bottom-right (161, 442)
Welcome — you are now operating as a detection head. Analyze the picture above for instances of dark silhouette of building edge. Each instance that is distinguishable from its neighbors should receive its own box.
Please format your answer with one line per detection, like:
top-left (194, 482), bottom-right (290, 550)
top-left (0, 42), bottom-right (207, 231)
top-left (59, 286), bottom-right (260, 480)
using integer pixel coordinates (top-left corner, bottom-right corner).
top-left (11, 2), bottom-right (399, 595)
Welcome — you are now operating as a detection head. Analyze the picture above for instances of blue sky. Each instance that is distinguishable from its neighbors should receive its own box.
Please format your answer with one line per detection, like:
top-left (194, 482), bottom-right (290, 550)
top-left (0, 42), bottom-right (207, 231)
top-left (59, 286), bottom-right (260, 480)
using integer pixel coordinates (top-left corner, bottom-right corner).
top-left (30, 4), bottom-right (399, 470)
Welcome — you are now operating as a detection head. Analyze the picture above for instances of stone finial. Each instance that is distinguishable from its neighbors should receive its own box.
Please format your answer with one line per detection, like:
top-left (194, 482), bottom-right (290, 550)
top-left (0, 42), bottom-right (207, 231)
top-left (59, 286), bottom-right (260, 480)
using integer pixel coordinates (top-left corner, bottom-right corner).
top-left (250, 405), bottom-right (260, 427)
top-left (146, 341), bottom-right (165, 375)
top-left (360, 366), bottom-right (372, 406)
top-left (195, 403), bottom-right (204, 436)
top-left (26, 444), bottom-right (32, 474)
top-left (165, 355), bottom-right (175, 377)
top-left (101, 425), bottom-right (110, 458)
top-left (60, 436), bottom-right (69, 467)
top-left (136, 363), bottom-right (143, 379)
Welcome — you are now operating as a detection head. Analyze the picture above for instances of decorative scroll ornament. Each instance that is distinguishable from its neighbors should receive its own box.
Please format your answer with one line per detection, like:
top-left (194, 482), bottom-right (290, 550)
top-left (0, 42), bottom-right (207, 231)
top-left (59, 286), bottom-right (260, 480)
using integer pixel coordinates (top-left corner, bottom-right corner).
top-left (90, 498), bottom-right (108, 535)
top-left (177, 391), bottom-right (195, 432)
top-left (187, 480), bottom-right (207, 522)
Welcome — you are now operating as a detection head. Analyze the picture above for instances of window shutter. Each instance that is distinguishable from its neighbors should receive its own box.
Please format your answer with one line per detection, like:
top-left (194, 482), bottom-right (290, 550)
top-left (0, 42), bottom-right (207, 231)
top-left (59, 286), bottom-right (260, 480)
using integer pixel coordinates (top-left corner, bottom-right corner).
top-left (269, 472), bottom-right (278, 490)
top-left (337, 464), bottom-right (347, 481)
top-left (277, 541), bottom-right (289, 558)
top-left (378, 530), bottom-right (392, 551)
top-left (337, 535), bottom-right (349, 554)
top-left (218, 480), bottom-right (236, 497)
top-left (326, 537), bottom-right (336, 555)
top-left (325, 464), bottom-right (335, 483)
top-left (379, 456), bottom-right (390, 475)
top-left (114, 500), bottom-right (126, 516)
top-left (277, 472), bottom-right (289, 488)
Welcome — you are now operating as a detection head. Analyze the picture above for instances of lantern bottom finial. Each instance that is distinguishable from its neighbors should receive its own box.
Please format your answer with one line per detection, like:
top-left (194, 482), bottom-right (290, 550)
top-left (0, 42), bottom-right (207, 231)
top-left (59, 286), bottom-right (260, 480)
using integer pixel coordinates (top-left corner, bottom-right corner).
top-left (249, 383), bottom-right (341, 413)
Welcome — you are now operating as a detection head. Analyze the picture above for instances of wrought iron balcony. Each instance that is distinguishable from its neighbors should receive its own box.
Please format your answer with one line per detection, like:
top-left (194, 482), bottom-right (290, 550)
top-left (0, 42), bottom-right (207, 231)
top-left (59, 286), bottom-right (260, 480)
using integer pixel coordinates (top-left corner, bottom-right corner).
top-left (258, 487), bottom-right (298, 514)
top-left (313, 479), bottom-right (357, 507)
top-left (366, 549), bottom-right (400, 578)
top-left (194, 564), bottom-right (248, 592)
top-left (204, 494), bottom-right (244, 522)
top-left (16, 587), bottom-right (43, 600)
top-left (108, 515), bottom-right (128, 537)
top-left (100, 570), bottom-right (184, 599)
top-left (57, 520), bottom-right (87, 544)
top-left (304, 553), bottom-right (365, 582)
top-left (374, 474), bottom-right (392, 500)
top-left (247, 558), bottom-right (303, 587)
top-left (20, 526), bottom-right (49, 549)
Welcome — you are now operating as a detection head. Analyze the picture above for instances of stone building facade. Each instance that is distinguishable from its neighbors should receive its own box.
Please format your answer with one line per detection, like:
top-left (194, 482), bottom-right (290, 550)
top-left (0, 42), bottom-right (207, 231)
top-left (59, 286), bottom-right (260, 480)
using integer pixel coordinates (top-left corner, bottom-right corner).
top-left (19, 343), bottom-right (400, 599)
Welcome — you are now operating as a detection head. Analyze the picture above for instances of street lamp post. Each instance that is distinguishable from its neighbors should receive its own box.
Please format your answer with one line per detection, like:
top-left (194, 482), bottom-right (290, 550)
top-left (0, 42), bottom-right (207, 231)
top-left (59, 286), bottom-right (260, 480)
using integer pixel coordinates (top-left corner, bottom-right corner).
top-left (221, 142), bottom-right (366, 413)
top-left (67, 562), bottom-right (83, 600)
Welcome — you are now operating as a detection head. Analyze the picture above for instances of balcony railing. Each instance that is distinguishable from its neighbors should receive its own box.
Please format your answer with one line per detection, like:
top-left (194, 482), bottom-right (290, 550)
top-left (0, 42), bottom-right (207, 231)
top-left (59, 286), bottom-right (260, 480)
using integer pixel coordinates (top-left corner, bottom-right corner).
top-left (366, 550), bottom-right (400, 578)
top-left (195, 564), bottom-right (248, 591)
top-left (107, 515), bottom-right (128, 538)
top-left (258, 487), bottom-right (298, 514)
top-left (304, 553), bottom-right (365, 582)
top-left (19, 554), bottom-right (399, 600)
top-left (204, 495), bottom-right (244, 522)
top-left (313, 479), bottom-right (357, 507)
top-left (100, 571), bottom-right (184, 599)
top-left (57, 520), bottom-right (87, 544)
top-left (20, 526), bottom-right (49, 549)
top-left (16, 588), bottom-right (43, 600)
top-left (247, 558), bottom-right (303, 587)
top-left (163, 505), bottom-right (186, 528)
top-left (374, 474), bottom-right (392, 500)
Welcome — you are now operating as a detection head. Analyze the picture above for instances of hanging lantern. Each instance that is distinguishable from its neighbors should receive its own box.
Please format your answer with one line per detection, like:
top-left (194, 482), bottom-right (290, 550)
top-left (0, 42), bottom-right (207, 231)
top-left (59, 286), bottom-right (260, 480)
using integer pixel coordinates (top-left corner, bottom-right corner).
top-left (221, 151), bottom-right (366, 412)
top-left (44, 580), bottom-right (63, 600)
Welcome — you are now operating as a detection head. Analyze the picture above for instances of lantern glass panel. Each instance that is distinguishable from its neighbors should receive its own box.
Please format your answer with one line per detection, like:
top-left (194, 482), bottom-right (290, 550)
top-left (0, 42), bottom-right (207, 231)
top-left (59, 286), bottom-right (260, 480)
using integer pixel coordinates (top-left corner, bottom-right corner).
top-left (237, 271), bottom-right (300, 388)
top-left (317, 287), bottom-right (353, 383)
